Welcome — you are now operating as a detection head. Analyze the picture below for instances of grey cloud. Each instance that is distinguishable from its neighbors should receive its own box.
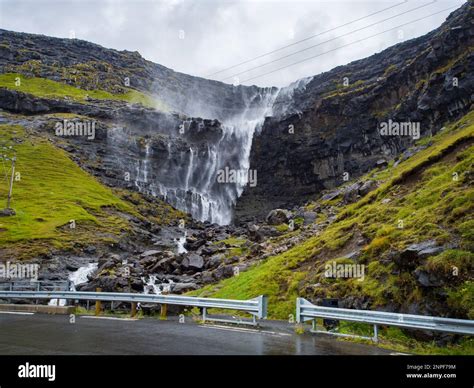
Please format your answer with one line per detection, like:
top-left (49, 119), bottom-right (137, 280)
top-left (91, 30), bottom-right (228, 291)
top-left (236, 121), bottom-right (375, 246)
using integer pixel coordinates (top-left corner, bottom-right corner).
top-left (0, 0), bottom-right (464, 87)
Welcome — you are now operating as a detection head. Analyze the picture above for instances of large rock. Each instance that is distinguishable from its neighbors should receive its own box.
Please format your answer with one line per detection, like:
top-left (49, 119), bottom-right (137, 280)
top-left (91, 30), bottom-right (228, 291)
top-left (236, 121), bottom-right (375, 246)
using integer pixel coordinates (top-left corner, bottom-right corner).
top-left (266, 209), bottom-right (291, 225)
top-left (359, 180), bottom-right (378, 196)
top-left (171, 282), bottom-right (198, 293)
top-left (181, 253), bottom-right (204, 270)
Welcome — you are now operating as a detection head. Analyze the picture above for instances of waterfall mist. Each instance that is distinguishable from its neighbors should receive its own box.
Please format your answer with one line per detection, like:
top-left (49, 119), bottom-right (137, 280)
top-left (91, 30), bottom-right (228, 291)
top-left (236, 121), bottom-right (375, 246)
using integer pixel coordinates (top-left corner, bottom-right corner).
top-left (105, 76), bottom-right (312, 225)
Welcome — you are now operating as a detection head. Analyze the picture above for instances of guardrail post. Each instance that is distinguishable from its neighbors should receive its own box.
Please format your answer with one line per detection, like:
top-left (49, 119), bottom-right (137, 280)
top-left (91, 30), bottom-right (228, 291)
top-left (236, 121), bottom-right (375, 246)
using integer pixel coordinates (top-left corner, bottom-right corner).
top-left (160, 304), bottom-right (167, 320)
top-left (131, 302), bottom-right (137, 318)
top-left (373, 324), bottom-right (379, 343)
top-left (261, 295), bottom-right (268, 319)
top-left (35, 282), bottom-right (40, 305)
top-left (202, 307), bottom-right (207, 323)
top-left (95, 287), bottom-right (102, 316)
top-left (296, 297), bottom-right (301, 323)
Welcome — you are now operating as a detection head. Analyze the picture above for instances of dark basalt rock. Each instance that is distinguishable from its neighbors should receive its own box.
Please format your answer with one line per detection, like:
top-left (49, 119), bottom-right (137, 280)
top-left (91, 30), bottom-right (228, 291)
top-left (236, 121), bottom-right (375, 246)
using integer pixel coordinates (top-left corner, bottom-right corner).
top-left (234, 4), bottom-right (473, 221)
top-left (265, 209), bottom-right (291, 225)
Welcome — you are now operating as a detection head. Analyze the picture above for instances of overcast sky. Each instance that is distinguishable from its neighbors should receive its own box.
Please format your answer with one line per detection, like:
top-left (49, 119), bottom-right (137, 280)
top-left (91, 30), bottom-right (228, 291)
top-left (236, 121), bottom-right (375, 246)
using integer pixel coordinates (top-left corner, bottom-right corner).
top-left (0, 0), bottom-right (466, 87)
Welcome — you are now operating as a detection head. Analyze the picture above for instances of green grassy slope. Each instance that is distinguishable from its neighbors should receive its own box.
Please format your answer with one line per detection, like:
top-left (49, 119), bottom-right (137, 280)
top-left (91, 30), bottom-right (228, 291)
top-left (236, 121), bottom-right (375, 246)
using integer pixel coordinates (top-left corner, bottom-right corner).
top-left (0, 123), bottom-right (183, 259)
top-left (0, 124), bottom-right (133, 257)
top-left (192, 110), bottom-right (474, 353)
top-left (0, 73), bottom-right (168, 111)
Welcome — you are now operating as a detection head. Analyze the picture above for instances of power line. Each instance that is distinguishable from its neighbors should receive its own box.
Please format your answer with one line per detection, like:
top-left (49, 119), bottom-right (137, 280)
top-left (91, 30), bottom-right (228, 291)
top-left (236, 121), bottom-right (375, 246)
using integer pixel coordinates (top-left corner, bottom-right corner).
top-left (221, 0), bottom-right (437, 82)
top-left (205, 0), bottom-right (408, 78)
top-left (240, 4), bottom-right (461, 83)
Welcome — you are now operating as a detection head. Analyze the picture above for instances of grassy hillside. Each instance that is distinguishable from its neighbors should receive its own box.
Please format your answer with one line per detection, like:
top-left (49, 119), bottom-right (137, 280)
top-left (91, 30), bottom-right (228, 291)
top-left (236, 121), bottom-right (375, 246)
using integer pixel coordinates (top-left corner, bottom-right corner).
top-left (0, 73), bottom-right (168, 111)
top-left (0, 123), bottom-right (182, 259)
top-left (192, 110), bottom-right (474, 353)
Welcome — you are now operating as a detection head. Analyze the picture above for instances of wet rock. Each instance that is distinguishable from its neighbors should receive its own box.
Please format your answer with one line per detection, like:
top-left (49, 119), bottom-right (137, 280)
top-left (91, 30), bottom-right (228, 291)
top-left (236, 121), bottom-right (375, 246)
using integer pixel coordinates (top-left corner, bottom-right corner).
top-left (65, 263), bottom-right (80, 272)
top-left (417, 246), bottom-right (445, 259)
top-left (213, 265), bottom-right (234, 280)
top-left (200, 244), bottom-right (219, 256)
top-left (207, 254), bottom-right (224, 269)
top-left (200, 271), bottom-right (214, 284)
top-left (140, 250), bottom-right (161, 258)
top-left (343, 183), bottom-right (361, 203)
top-left (0, 208), bottom-right (16, 216)
top-left (181, 253), bottom-right (204, 270)
top-left (83, 245), bottom-right (97, 254)
top-left (321, 190), bottom-right (340, 202)
top-left (266, 209), bottom-right (291, 225)
top-left (414, 269), bottom-right (443, 287)
top-left (184, 236), bottom-right (206, 251)
top-left (247, 224), bottom-right (263, 242)
top-left (394, 240), bottom-right (441, 270)
top-left (172, 282), bottom-right (198, 293)
top-left (359, 180), bottom-right (378, 196)
top-left (302, 211), bottom-right (317, 224)
top-left (344, 250), bottom-right (361, 261)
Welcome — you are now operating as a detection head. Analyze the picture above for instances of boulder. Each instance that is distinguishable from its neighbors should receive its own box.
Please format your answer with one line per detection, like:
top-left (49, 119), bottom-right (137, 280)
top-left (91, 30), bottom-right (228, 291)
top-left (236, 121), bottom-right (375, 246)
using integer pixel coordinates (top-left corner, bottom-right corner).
top-left (342, 183), bottom-right (361, 203)
top-left (0, 208), bottom-right (16, 217)
top-left (247, 224), bottom-right (264, 242)
top-left (171, 282), bottom-right (198, 293)
top-left (359, 180), bottom-right (378, 196)
top-left (213, 265), bottom-right (234, 280)
top-left (140, 250), bottom-right (161, 258)
top-left (321, 190), bottom-right (340, 202)
top-left (414, 269), bottom-right (443, 287)
top-left (207, 254), bottom-right (224, 269)
top-left (266, 209), bottom-right (291, 225)
top-left (302, 211), bottom-right (317, 224)
top-left (181, 253), bottom-right (204, 270)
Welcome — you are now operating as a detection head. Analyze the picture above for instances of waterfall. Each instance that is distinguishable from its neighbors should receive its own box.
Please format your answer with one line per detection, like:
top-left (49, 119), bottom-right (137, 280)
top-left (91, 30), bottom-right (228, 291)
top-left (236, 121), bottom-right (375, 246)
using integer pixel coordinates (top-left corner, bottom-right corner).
top-left (141, 275), bottom-right (173, 295)
top-left (157, 88), bottom-right (279, 225)
top-left (48, 262), bottom-right (98, 306)
top-left (106, 85), bottom-right (299, 225)
top-left (176, 231), bottom-right (188, 254)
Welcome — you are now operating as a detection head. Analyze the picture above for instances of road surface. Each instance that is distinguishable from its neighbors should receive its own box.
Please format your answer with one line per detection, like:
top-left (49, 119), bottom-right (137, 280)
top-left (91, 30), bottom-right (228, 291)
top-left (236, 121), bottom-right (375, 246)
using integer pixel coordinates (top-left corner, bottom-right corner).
top-left (0, 311), bottom-right (393, 355)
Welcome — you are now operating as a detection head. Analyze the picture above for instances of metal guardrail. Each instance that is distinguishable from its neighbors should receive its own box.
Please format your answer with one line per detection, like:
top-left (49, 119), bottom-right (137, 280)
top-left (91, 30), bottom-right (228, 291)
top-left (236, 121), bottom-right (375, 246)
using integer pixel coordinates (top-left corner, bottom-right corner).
top-left (0, 290), bottom-right (268, 326)
top-left (0, 280), bottom-right (72, 291)
top-left (296, 297), bottom-right (474, 342)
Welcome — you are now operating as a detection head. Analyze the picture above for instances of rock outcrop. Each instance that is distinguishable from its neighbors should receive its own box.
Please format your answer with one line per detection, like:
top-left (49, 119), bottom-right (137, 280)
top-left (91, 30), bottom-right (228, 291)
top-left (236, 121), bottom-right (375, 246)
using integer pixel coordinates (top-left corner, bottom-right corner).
top-left (234, 4), bottom-right (473, 221)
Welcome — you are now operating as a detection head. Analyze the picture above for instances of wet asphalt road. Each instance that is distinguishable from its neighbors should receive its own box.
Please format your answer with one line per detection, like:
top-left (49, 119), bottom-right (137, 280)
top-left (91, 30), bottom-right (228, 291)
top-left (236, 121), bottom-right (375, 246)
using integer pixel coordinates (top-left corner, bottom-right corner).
top-left (0, 312), bottom-right (392, 355)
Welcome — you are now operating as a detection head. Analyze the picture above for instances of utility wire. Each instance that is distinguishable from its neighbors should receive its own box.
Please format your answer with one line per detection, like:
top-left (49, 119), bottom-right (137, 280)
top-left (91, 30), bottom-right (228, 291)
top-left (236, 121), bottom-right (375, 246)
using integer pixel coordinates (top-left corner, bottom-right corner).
top-left (240, 4), bottom-right (461, 83)
top-left (205, 0), bottom-right (408, 77)
top-left (221, 0), bottom-right (437, 82)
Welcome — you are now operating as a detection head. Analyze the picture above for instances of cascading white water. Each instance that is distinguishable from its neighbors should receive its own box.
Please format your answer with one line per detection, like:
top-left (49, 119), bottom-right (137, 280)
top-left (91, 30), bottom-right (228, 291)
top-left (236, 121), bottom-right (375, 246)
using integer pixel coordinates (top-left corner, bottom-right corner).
top-left (176, 231), bottom-right (188, 254)
top-left (152, 88), bottom-right (279, 225)
top-left (49, 262), bottom-right (98, 306)
top-left (108, 79), bottom-right (312, 225)
top-left (134, 138), bottom-right (151, 190)
top-left (141, 275), bottom-right (173, 295)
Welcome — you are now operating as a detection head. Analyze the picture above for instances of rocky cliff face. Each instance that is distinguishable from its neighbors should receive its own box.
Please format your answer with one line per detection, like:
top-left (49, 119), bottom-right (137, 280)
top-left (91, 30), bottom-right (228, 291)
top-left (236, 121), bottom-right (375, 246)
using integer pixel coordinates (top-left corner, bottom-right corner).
top-left (0, 29), bottom-right (278, 224)
top-left (0, 3), bottom-right (472, 225)
top-left (0, 28), bottom-right (271, 120)
top-left (235, 3), bottom-right (473, 222)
